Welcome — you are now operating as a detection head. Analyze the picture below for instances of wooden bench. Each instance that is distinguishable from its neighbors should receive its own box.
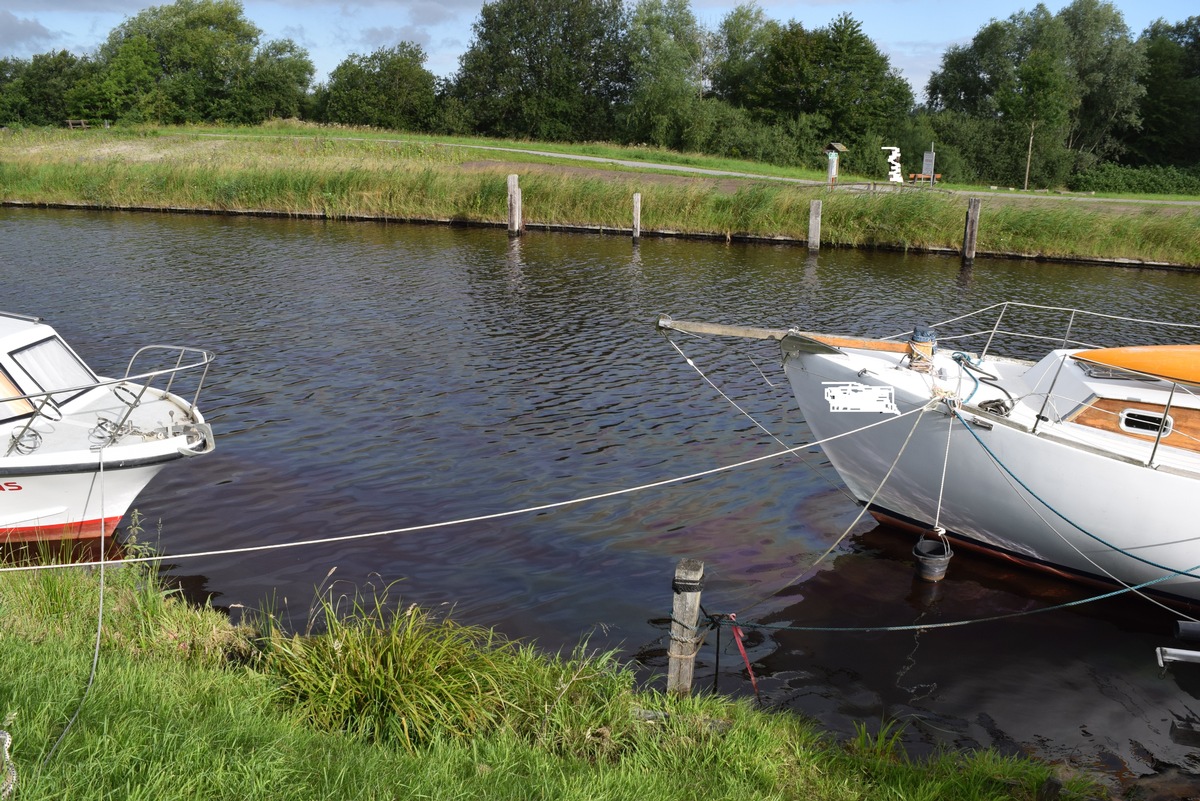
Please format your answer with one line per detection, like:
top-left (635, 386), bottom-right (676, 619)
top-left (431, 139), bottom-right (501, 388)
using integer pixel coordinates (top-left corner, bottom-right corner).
top-left (65, 119), bottom-right (89, 130)
top-left (908, 173), bottom-right (941, 183)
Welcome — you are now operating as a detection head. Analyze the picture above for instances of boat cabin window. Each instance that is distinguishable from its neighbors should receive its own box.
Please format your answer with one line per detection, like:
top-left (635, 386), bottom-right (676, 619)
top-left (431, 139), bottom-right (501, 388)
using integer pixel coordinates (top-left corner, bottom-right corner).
top-left (0, 367), bottom-right (36, 423)
top-left (10, 336), bottom-right (98, 405)
top-left (1119, 409), bottom-right (1173, 437)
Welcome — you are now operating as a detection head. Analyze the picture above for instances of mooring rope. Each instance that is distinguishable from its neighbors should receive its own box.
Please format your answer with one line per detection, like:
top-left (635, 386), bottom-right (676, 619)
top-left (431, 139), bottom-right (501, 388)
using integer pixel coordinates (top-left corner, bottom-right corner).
top-left (710, 562), bottom-right (1200, 636)
top-left (930, 399), bottom-right (955, 533)
top-left (0, 407), bottom-right (927, 576)
top-left (7, 315), bottom-right (1197, 656)
top-left (0, 730), bottom-right (14, 799)
top-left (43, 445), bottom-right (109, 767)
top-left (730, 400), bottom-right (936, 619)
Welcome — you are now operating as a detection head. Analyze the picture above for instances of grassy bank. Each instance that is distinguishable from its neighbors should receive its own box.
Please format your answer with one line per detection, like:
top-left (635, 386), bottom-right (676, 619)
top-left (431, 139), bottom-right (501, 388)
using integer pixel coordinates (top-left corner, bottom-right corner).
top-left (0, 555), bottom-right (1104, 800)
top-left (2, 124), bottom-right (1199, 267)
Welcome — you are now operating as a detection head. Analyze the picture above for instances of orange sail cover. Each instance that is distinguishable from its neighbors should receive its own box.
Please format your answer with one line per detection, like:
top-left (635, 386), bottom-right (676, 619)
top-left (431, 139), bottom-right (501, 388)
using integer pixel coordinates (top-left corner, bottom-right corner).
top-left (1072, 345), bottom-right (1200, 386)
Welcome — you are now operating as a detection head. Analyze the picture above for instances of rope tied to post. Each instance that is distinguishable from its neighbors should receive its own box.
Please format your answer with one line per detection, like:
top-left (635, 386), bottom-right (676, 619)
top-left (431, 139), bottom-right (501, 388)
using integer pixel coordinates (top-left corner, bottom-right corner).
top-left (666, 615), bottom-right (705, 658)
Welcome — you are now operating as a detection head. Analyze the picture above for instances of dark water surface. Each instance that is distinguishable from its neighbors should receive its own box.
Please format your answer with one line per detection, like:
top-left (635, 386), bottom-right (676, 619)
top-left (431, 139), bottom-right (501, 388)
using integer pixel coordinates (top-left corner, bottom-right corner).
top-left (4, 207), bottom-right (1200, 795)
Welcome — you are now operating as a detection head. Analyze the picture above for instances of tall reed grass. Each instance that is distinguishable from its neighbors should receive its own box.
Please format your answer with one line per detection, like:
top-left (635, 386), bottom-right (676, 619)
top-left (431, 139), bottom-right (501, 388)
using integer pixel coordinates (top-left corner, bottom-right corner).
top-left (3, 126), bottom-right (1197, 266)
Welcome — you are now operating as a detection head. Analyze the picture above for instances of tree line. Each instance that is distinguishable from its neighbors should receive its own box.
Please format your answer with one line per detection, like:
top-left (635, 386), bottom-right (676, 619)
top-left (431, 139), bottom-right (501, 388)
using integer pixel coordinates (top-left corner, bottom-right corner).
top-left (2, 0), bottom-right (1198, 191)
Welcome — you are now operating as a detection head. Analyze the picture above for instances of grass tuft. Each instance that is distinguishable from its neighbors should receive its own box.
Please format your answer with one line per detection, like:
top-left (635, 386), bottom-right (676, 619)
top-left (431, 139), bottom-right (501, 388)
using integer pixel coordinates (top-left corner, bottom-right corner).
top-left (263, 587), bottom-right (638, 757)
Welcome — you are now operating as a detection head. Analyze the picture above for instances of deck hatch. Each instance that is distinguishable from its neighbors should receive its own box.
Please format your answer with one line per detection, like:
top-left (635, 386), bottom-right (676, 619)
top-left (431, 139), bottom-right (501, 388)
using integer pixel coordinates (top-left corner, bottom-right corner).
top-left (1120, 409), bottom-right (1173, 437)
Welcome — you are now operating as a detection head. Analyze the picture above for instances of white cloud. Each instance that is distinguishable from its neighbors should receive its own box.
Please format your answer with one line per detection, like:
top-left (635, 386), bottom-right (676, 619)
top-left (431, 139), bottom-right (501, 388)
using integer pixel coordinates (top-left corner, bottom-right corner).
top-left (359, 25), bottom-right (431, 50)
top-left (0, 11), bottom-right (58, 53)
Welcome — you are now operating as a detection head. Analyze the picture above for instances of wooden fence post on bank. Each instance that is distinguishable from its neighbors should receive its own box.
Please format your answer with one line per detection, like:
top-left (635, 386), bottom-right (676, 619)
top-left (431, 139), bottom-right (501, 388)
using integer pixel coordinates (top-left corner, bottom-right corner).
top-left (808, 200), bottom-right (822, 253)
top-left (962, 197), bottom-right (981, 265)
top-left (667, 558), bottom-right (705, 695)
top-left (507, 174), bottom-right (522, 237)
top-left (632, 192), bottom-right (642, 242)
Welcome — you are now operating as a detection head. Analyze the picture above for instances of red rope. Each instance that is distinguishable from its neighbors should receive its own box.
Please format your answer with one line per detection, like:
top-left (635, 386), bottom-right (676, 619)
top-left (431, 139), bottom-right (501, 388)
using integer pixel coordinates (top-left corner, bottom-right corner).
top-left (728, 613), bottom-right (759, 700)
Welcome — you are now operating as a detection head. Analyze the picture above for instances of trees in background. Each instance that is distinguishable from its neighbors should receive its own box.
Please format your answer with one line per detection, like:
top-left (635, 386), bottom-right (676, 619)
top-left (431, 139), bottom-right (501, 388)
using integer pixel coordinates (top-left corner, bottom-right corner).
top-left (236, 39), bottom-right (315, 123)
top-left (928, 8), bottom-right (1075, 188)
top-left (0, 50), bottom-right (95, 126)
top-left (1057, 0), bottom-right (1145, 164)
top-left (88, 35), bottom-right (162, 122)
top-left (322, 44), bottom-right (437, 132)
top-left (708, 4), bottom-right (777, 109)
top-left (1122, 17), bottom-right (1200, 169)
top-left (0, 0), bottom-right (1195, 187)
top-left (747, 14), bottom-right (913, 172)
top-left (0, 0), bottom-right (311, 125)
top-left (91, 0), bottom-right (313, 124)
top-left (624, 0), bottom-right (704, 148)
top-left (925, 0), bottom-right (1148, 188)
top-left (450, 0), bottom-right (630, 141)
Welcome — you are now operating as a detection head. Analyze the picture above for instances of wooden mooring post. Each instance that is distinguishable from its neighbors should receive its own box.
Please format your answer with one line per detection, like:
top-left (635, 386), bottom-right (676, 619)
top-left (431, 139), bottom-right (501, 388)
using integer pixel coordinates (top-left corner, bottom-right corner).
top-left (962, 197), bottom-right (981, 265)
top-left (632, 192), bottom-right (642, 242)
top-left (667, 558), bottom-right (704, 695)
top-left (807, 199), bottom-right (822, 253)
top-left (507, 174), bottom-right (522, 237)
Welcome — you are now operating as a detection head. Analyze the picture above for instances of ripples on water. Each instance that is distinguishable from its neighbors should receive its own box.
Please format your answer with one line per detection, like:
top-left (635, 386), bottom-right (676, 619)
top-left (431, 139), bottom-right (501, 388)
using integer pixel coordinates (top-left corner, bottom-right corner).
top-left (4, 208), bottom-right (1199, 795)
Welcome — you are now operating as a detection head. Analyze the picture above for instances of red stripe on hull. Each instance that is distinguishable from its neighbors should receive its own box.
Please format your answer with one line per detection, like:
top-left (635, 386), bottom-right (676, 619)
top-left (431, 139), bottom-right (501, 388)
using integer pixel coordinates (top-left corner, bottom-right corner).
top-left (0, 515), bottom-right (124, 543)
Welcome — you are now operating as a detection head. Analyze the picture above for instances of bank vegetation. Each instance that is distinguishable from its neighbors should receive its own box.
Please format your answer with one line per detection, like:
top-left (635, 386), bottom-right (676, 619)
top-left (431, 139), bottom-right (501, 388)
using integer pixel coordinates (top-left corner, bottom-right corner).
top-left (2, 125), bottom-right (1199, 268)
top-left (0, 549), bottom-right (1104, 800)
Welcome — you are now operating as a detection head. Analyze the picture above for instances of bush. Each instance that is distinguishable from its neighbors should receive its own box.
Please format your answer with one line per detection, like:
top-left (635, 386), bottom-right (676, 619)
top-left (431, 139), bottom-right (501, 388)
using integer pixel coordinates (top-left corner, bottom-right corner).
top-left (1068, 163), bottom-right (1200, 194)
top-left (675, 99), bottom-right (812, 167)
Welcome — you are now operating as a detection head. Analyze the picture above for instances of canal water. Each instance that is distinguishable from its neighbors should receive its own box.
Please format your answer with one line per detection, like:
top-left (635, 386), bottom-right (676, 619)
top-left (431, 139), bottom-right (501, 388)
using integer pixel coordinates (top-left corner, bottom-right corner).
top-left (3, 207), bottom-right (1199, 796)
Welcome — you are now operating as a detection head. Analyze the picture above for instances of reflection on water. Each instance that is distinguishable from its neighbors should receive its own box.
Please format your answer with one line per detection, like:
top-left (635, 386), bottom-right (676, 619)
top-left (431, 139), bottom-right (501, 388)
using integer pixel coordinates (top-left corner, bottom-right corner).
top-left (752, 527), bottom-right (1199, 792)
top-left (3, 207), bottom-right (1199, 795)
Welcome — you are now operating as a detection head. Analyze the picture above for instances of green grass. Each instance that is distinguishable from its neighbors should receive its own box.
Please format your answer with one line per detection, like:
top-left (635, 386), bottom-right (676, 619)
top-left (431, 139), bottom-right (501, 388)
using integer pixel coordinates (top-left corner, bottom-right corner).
top-left (210, 119), bottom-right (832, 181)
top-left (1, 124), bottom-right (1197, 266)
top-left (264, 589), bottom-right (640, 756)
top-left (0, 553), bottom-right (1107, 800)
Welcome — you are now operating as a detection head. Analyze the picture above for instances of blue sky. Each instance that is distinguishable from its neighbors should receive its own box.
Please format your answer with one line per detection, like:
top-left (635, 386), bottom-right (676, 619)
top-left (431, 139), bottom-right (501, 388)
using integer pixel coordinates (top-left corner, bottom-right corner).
top-left (0, 0), bottom-right (1193, 100)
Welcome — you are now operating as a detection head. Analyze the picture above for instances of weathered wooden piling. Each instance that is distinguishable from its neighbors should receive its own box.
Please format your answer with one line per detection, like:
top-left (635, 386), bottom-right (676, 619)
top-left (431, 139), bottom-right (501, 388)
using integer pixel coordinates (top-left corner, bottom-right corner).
top-left (507, 174), bottom-right (522, 237)
top-left (632, 192), bottom-right (641, 242)
top-left (667, 558), bottom-right (704, 695)
top-left (807, 199), bottom-right (822, 253)
top-left (962, 197), bottom-right (981, 265)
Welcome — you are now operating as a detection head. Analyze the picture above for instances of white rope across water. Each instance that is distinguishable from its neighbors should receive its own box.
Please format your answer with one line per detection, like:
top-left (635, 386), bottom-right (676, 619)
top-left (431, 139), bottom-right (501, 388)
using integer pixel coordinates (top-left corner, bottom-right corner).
top-left (0, 406), bottom-right (928, 575)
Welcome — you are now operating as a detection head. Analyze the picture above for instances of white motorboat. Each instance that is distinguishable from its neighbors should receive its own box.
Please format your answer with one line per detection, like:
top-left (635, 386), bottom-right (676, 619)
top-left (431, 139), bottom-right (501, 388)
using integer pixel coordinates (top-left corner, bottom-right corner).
top-left (659, 303), bottom-right (1200, 607)
top-left (0, 311), bottom-right (215, 543)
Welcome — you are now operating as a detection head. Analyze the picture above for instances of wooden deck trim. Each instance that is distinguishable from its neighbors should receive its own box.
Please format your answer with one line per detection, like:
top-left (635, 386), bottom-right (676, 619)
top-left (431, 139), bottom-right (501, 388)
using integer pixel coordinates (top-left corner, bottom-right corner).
top-left (1066, 397), bottom-right (1200, 454)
